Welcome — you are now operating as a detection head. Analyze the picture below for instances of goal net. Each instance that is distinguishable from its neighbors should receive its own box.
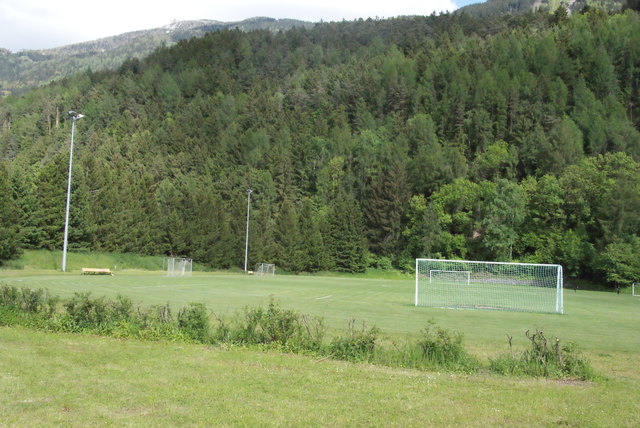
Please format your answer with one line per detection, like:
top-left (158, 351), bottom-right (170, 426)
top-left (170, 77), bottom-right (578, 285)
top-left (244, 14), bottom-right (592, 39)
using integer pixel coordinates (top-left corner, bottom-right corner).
top-left (165, 257), bottom-right (192, 277)
top-left (633, 283), bottom-right (640, 297)
top-left (416, 259), bottom-right (563, 314)
top-left (255, 263), bottom-right (275, 276)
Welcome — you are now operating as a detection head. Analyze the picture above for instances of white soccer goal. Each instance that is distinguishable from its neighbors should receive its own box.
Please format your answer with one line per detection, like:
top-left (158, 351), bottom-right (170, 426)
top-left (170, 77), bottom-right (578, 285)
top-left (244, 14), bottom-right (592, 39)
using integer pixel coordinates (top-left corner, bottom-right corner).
top-left (255, 263), bottom-right (275, 276)
top-left (633, 283), bottom-right (640, 297)
top-left (416, 258), bottom-right (563, 314)
top-left (165, 257), bottom-right (192, 277)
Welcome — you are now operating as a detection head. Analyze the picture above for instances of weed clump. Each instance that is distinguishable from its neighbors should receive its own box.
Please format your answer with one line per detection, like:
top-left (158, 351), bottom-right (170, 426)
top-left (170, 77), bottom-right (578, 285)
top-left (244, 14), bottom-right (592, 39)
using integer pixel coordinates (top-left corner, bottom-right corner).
top-left (329, 320), bottom-right (379, 362)
top-left (489, 329), bottom-right (598, 380)
top-left (222, 298), bottom-right (325, 353)
top-left (178, 303), bottom-right (211, 342)
top-left (0, 285), bottom-right (58, 316)
top-left (416, 320), bottom-right (479, 372)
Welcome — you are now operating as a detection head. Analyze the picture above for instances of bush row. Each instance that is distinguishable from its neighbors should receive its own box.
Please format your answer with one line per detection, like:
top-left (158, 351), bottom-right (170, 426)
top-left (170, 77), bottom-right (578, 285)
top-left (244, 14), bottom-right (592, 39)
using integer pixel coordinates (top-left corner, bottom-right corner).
top-left (0, 284), bottom-right (597, 380)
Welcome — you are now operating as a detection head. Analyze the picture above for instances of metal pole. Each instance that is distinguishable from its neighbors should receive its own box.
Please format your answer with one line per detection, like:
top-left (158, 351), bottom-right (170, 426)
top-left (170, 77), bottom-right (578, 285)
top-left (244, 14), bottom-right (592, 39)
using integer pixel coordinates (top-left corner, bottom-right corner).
top-left (61, 118), bottom-right (76, 272)
top-left (244, 189), bottom-right (253, 272)
top-left (61, 111), bottom-right (83, 272)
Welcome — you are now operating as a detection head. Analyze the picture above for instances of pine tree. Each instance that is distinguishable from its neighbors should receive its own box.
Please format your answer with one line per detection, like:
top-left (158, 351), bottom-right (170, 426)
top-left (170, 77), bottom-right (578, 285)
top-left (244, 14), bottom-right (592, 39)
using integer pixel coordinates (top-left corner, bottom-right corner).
top-left (0, 164), bottom-right (21, 262)
top-left (365, 160), bottom-right (411, 259)
top-left (33, 155), bottom-right (70, 250)
top-left (325, 191), bottom-right (368, 273)
top-left (298, 198), bottom-right (329, 272)
top-left (10, 166), bottom-right (42, 249)
top-left (274, 197), bottom-right (305, 272)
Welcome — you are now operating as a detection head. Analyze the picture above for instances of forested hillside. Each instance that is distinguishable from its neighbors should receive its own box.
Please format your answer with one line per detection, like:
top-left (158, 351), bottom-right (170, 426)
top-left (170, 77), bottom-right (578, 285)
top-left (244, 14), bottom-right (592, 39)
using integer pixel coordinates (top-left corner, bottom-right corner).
top-left (459, 0), bottom-right (624, 17)
top-left (1, 9), bottom-right (639, 286)
top-left (0, 18), bottom-right (311, 96)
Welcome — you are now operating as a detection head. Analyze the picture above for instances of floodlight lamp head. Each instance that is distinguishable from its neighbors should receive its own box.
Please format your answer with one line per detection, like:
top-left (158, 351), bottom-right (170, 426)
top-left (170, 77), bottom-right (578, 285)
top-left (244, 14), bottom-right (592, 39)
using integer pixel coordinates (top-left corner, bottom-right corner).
top-left (68, 111), bottom-right (85, 120)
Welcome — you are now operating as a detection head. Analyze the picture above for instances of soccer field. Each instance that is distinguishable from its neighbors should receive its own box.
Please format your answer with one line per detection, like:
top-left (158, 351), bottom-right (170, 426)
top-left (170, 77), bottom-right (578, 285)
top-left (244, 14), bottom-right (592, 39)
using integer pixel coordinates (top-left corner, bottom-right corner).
top-left (2, 269), bottom-right (640, 426)
top-left (1, 269), bottom-right (638, 355)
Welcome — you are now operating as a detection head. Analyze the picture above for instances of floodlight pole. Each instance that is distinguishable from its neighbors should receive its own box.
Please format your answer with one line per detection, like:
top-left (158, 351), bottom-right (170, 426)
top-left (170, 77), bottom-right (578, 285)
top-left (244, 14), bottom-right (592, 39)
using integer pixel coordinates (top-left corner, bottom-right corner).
top-left (244, 189), bottom-right (253, 272)
top-left (61, 111), bottom-right (84, 272)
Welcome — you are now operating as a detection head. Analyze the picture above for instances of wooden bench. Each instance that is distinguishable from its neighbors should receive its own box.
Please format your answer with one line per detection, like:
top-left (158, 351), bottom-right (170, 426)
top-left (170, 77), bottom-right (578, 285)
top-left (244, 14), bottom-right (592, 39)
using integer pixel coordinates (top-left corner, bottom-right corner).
top-left (81, 268), bottom-right (113, 276)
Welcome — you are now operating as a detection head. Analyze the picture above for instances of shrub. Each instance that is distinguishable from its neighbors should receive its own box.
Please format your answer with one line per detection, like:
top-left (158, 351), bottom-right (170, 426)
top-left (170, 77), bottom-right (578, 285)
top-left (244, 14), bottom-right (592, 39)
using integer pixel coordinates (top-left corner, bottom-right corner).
top-left (0, 284), bottom-right (59, 327)
top-left (329, 320), bottom-right (379, 362)
top-left (110, 295), bottom-right (135, 322)
top-left (489, 329), bottom-right (598, 380)
top-left (415, 320), bottom-right (479, 371)
top-left (0, 284), bottom-right (58, 315)
top-left (134, 303), bottom-right (186, 341)
top-left (226, 298), bottom-right (325, 352)
top-left (367, 253), bottom-right (393, 270)
top-left (63, 292), bottom-right (110, 329)
top-left (177, 303), bottom-right (211, 343)
top-left (0, 284), bottom-right (19, 309)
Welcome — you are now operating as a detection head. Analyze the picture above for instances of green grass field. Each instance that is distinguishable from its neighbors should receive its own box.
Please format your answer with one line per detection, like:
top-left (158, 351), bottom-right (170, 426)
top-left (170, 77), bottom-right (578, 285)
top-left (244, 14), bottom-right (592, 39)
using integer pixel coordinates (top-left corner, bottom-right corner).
top-left (1, 256), bottom-right (639, 426)
top-left (1, 268), bottom-right (638, 354)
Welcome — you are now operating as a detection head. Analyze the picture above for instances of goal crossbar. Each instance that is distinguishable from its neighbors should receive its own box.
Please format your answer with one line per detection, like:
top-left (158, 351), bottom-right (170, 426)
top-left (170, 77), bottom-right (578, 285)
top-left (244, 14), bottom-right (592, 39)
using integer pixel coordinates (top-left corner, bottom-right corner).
top-left (416, 258), bottom-right (563, 314)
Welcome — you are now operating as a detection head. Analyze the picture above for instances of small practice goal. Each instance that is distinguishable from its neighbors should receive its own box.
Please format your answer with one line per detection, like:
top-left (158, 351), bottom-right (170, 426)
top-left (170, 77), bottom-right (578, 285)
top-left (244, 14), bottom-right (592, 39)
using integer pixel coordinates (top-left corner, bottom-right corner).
top-left (255, 263), bottom-right (275, 276)
top-left (633, 283), bottom-right (640, 297)
top-left (416, 258), bottom-right (563, 314)
top-left (165, 257), bottom-right (192, 277)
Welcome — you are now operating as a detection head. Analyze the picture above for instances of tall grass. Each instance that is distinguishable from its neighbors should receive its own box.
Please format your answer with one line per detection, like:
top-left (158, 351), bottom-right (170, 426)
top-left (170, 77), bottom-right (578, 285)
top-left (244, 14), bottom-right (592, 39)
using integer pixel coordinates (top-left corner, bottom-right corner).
top-left (489, 329), bottom-right (599, 380)
top-left (0, 283), bottom-right (598, 380)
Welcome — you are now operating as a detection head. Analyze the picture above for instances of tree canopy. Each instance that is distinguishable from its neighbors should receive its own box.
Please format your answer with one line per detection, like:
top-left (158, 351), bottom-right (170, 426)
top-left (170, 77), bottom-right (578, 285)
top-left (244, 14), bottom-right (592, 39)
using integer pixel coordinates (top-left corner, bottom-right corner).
top-left (1, 9), bottom-right (639, 285)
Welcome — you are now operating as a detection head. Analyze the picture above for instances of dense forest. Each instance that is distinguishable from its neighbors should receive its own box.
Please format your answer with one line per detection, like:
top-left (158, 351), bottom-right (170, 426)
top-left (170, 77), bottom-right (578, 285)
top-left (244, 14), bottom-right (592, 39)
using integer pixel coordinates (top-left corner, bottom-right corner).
top-left (0, 18), bottom-right (311, 96)
top-left (1, 8), bottom-right (640, 286)
top-left (459, 0), bottom-right (624, 17)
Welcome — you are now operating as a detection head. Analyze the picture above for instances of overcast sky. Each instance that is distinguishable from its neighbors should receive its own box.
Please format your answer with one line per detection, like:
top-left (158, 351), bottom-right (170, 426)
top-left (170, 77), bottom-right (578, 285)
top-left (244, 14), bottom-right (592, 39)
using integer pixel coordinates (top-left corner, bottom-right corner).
top-left (0, 0), bottom-right (481, 52)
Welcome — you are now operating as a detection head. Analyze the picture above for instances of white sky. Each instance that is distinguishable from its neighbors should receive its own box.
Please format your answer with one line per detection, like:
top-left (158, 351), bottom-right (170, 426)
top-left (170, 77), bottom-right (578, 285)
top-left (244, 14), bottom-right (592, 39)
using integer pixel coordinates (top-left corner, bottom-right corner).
top-left (0, 0), bottom-right (467, 51)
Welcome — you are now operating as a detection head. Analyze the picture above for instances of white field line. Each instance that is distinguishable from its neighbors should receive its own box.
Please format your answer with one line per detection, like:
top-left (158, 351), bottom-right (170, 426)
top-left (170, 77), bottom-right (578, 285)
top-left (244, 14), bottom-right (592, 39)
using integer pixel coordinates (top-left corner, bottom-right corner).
top-left (315, 295), bottom-right (332, 300)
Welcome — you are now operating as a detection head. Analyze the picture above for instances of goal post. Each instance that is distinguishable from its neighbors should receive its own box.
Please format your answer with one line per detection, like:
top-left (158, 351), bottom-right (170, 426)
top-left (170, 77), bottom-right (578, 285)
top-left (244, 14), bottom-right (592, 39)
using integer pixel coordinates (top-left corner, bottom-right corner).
top-left (255, 263), bottom-right (275, 276)
top-left (633, 283), bottom-right (640, 297)
top-left (416, 258), bottom-right (563, 314)
top-left (166, 257), bottom-right (192, 277)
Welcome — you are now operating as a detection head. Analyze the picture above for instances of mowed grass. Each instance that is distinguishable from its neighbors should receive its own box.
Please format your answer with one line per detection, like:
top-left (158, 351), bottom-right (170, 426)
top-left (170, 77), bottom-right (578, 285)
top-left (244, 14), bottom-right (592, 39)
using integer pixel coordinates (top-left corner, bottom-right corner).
top-left (1, 265), bottom-right (639, 426)
top-left (0, 326), bottom-right (638, 427)
top-left (1, 269), bottom-right (638, 355)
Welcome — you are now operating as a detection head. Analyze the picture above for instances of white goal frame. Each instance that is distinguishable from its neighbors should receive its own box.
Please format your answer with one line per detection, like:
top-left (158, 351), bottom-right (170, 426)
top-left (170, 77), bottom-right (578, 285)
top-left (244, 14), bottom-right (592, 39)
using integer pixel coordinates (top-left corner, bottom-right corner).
top-left (255, 263), bottom-right (275, 276)
top-left (165, 257), bottom-right (192, 277)
top-left (633, 283), bottom-right (640, 297)
top-left (416, 258), bottom-right (563, 314)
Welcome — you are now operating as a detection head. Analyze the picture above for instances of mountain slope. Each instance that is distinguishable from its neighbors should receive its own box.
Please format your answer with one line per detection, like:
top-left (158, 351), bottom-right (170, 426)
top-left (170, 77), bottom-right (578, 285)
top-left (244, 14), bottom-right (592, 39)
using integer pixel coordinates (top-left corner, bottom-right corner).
top-left (0, 12), bottom-right (639, 284)
top-left (459, 0), bottom-right (623, 16)
top-left (0, 17), bottom-right (312, 96)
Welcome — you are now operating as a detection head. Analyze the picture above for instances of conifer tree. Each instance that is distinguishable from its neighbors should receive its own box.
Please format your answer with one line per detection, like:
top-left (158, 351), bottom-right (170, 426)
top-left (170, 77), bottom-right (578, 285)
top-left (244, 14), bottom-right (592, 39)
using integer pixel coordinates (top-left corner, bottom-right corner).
top-left (365, 160), bottom-right (411, 259)
top-left (298, 198), bottom-right (329, 272)
top-left (274, 197), bottom-right (305, 272)
top-left (0, 164), bottom-right (21, 262)
top-left (325, 191), bottom-right (368, 273)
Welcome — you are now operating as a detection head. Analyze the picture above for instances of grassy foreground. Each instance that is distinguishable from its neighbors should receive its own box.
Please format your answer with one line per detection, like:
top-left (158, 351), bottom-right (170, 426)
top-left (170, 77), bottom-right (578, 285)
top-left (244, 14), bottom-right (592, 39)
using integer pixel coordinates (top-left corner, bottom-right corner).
top-left (1, 251), bottom-right (639, 425)
top-left (0, 326), bottom-right (638, 427)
